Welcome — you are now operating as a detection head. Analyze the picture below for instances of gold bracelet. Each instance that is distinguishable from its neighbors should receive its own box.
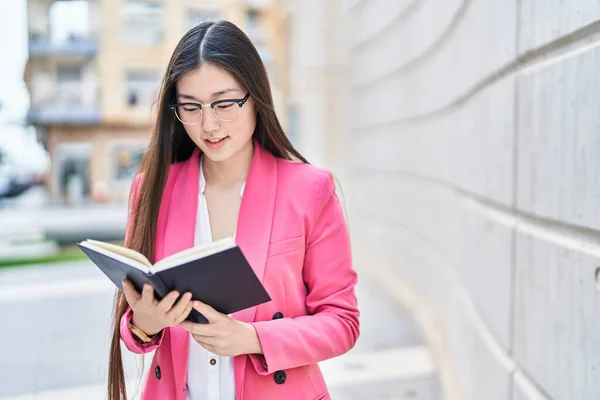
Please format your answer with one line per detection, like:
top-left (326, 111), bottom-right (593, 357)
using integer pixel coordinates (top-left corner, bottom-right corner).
top-left (129, 322), bottom-right (158, 343)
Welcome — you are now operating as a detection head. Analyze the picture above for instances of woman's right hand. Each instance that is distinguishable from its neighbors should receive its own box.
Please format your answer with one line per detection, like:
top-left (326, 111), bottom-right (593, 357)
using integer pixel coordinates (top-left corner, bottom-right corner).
top-left (122, 279), bottom-right (194, 336)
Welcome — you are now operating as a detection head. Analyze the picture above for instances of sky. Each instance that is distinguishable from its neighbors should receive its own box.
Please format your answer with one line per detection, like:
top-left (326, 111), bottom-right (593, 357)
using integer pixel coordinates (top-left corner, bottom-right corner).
top-left (0, 0), bottom-right (88, 122)
top-left (0, 0), bottom-right (54, 172)
top-left (0, 0), bottom-right (29, 124)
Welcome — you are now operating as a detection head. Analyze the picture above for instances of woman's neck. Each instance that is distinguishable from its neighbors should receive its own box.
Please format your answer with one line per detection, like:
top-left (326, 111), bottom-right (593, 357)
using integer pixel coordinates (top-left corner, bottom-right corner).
top-left (202, 140), bottom-right (254, 188)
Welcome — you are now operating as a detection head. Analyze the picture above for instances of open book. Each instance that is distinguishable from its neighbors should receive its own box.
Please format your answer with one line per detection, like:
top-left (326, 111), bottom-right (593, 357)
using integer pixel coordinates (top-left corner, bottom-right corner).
top-left (78, 237), bottom-right (271, 323)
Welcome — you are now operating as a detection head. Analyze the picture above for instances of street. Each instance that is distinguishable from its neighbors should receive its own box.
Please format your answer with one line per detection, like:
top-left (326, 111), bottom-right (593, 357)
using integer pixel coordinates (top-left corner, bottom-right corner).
top-left (0, 260), bottom-right (441, 400)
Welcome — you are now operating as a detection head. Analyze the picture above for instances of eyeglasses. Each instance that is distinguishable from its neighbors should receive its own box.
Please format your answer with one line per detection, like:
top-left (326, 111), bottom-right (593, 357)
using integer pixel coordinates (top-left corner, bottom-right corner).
top-left (170, 93), bottom-right (250, 125)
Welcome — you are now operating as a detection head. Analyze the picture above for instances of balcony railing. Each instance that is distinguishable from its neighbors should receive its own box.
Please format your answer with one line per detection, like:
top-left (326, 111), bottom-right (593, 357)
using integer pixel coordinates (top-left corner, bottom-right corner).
top-left (28, 83), bottom-right (100, 125)
top-left (29, 34), bottom-right (98, 57)
top-left (27, 107), bottom-right (101, 125)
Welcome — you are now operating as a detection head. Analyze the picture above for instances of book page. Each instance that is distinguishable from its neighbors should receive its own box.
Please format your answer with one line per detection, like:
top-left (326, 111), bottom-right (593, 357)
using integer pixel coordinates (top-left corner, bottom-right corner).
top-left (152, 236), bottom-right (236, 272)
top-left (85, 239), bottom-right (152, 267)
top-left (79, 241), bottom-right (151, 273)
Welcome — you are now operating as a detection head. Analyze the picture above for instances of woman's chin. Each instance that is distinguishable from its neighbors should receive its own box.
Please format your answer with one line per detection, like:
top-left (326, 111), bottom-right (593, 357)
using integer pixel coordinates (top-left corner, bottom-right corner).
top-left (197, 142), bottom-right (233, 162)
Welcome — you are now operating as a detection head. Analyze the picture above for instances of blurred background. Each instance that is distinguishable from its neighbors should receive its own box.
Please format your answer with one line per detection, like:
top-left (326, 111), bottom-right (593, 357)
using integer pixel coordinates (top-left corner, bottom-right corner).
top-left (0, 0), bottom-right (598, 399)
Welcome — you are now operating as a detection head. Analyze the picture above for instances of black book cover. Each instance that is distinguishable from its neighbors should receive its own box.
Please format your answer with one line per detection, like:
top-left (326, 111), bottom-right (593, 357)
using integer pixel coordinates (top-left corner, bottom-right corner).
top-left (78, 244), bottom-right (271, 324)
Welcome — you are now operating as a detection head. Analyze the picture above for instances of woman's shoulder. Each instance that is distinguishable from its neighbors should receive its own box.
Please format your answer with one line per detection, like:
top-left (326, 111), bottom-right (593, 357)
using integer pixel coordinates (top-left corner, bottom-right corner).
top-left (276, 158), bottom-right (335, 197)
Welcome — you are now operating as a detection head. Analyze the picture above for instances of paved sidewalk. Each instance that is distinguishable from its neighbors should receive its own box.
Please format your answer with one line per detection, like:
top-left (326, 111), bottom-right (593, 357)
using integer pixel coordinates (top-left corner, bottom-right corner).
top-left (0, 201), bottom-right (128, 244)
top-left (0, 261), bottom-right (441, 400)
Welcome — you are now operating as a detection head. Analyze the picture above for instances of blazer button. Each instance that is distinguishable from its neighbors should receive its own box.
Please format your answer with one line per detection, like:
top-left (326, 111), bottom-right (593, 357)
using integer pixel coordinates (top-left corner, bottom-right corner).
top-left (155, 366), bottom-right (161, 380)
top-left (274, 370), bottom-right (286, 384)
top-left (272, 312), bottom-right (283, 320)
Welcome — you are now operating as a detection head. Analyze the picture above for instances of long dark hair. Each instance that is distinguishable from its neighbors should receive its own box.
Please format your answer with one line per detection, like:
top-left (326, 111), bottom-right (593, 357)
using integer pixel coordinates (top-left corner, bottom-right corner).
top-left (108, 20), bottom-right (308, 400)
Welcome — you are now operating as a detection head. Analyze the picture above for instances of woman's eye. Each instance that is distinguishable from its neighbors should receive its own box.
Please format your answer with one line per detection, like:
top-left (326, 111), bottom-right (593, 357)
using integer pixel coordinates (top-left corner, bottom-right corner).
top-left (216, 102), bottom-right (234, 110)
top-left (183, 107), bottom-right (199, 112)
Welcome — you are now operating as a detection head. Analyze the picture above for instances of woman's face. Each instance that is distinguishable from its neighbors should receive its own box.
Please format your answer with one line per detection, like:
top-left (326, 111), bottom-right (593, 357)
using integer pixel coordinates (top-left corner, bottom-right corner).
top-left (175, 63), bottom-right (256, 163)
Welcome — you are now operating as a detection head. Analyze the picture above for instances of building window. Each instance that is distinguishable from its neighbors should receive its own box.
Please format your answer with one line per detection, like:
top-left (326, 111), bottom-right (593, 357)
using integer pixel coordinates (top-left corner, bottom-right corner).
top-left (188, 9), bottom-right (220, 30)
top-left (48, 0), bottom-right (90, 44)
top-left (126, 71), bottom-right (161, 107)
top-left (245, 8), bottom-right (272, 65)
top-left (287, 104), bottom-right (299, 146)
top-left (57, 65), bottom-right (82, 82)
top-left (54, 142), bottom-right (91, 203)
top-left (56, 64), bottom-right (83, 105)
top-left (122, 1), bottom-right (163, 46)
top-left (247, 9), bottom-right (260, 29)
top-left (112, 145), bottom-right (145, 181)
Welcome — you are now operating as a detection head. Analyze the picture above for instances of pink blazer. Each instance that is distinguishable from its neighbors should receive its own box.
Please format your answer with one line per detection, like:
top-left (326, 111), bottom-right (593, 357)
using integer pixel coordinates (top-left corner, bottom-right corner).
top-left (119, 141), bottom-right (360, 400)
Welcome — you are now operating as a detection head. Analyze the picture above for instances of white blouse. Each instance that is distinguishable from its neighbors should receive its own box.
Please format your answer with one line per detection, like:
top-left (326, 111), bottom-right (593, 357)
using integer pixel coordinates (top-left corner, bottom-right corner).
top-left (186, 156), bottom-right (245, 400)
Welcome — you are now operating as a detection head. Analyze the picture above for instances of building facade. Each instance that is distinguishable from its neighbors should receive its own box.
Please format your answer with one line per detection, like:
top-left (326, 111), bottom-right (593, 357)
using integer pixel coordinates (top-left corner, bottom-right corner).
top-left (287, 1), bottom-right (600, 400)
top-left (25, 0), bottom-right (287, 203)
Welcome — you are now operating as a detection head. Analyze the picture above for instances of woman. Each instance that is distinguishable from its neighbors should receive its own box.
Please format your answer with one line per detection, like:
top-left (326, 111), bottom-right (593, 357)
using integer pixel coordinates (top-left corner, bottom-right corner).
top-left (109, 20), bottom-right (360, 400)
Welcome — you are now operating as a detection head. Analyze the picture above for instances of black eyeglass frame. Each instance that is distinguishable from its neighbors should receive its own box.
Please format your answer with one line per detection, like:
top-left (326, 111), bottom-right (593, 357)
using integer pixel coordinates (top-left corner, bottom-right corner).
top-left (169, 92), bottom-right (250, 124)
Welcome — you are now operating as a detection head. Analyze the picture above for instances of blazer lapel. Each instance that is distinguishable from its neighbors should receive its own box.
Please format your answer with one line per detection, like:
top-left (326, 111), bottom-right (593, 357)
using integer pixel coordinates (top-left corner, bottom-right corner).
top-left (232, 140), bottom-right (277, 322)
top-left (159, 146), bottom-right (201, 397)
top-left (232, 141), bottom-right (277, 399)
top-left (161, 146), bottom-right (201, 258)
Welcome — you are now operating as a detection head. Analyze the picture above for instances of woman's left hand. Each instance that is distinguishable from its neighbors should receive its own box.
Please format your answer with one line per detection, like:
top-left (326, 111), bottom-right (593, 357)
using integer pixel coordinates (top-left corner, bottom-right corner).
top-left (179, 301), bottom-right (263, 357)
